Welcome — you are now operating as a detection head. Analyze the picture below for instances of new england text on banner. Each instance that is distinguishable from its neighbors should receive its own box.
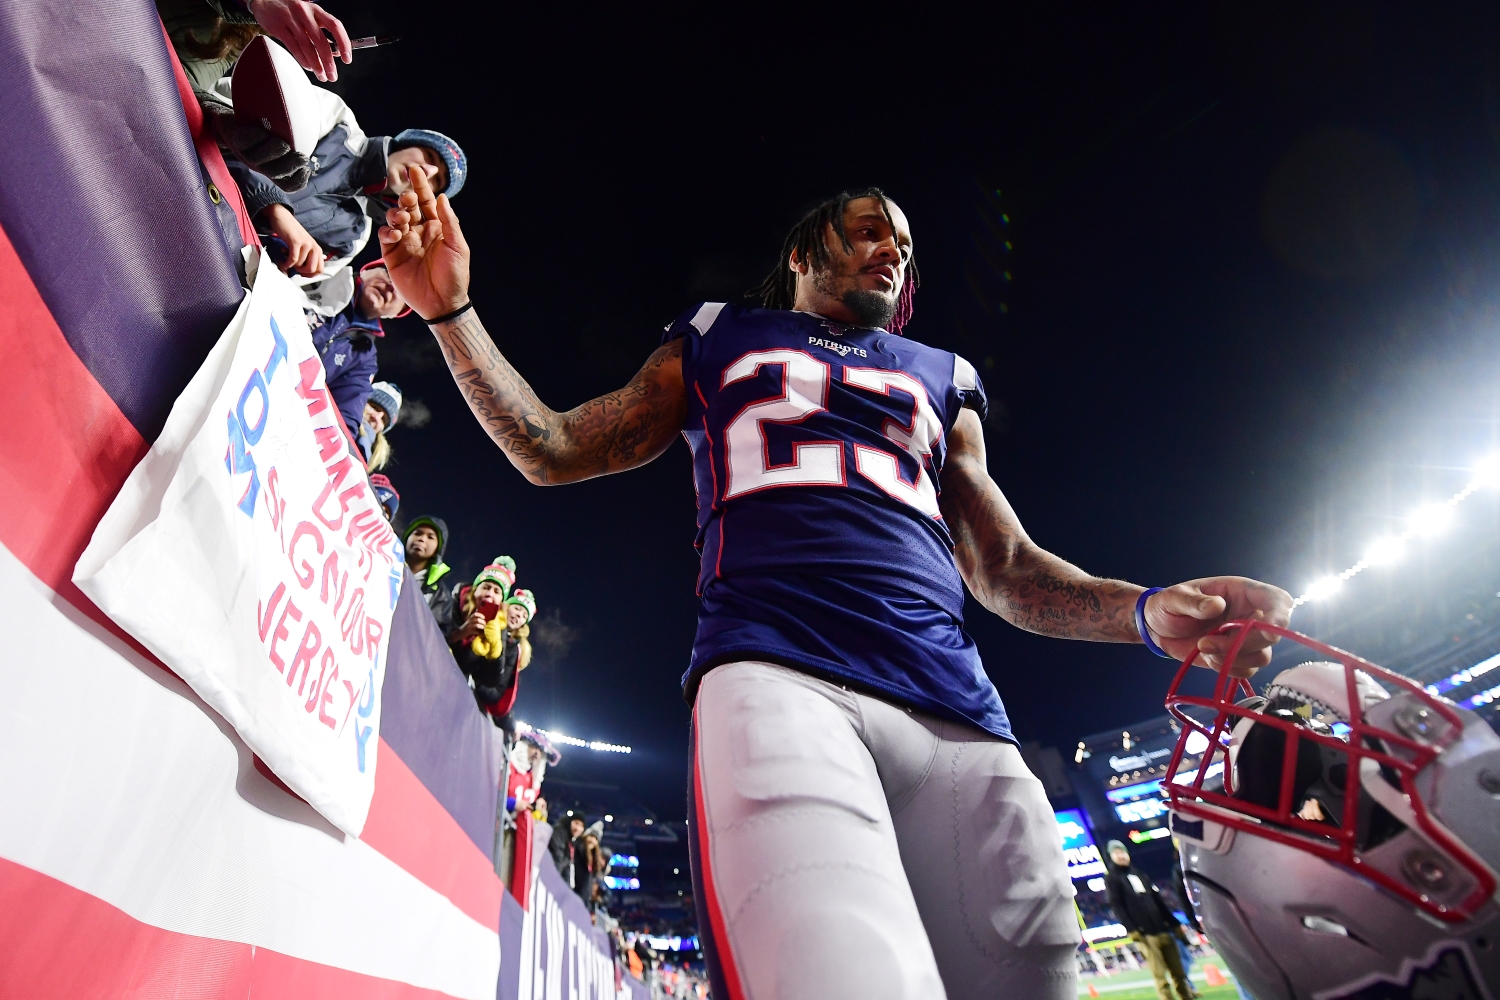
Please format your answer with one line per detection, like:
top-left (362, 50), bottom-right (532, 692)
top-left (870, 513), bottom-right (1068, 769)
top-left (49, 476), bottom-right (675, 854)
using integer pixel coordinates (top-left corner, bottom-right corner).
top-left (75, 249), bottom-right (404, 837)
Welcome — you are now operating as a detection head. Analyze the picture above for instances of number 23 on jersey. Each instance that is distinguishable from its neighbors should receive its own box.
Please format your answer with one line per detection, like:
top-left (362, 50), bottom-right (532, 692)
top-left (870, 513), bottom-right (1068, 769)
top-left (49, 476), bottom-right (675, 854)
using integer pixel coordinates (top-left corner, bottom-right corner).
top-left (718, 349), bottom-right (943, 518)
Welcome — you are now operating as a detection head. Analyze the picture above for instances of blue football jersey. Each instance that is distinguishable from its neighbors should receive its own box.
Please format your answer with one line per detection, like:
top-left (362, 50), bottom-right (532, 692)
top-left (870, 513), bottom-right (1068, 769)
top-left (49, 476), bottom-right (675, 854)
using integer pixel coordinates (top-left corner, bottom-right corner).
top-left (665, 302), bottom-right (1014, 741)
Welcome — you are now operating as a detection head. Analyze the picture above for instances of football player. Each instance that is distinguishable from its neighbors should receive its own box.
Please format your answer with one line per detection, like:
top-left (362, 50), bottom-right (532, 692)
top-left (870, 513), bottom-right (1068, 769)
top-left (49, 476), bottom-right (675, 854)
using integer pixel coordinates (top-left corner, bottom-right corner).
top-left (378, 166), bottom-right (1293, 999)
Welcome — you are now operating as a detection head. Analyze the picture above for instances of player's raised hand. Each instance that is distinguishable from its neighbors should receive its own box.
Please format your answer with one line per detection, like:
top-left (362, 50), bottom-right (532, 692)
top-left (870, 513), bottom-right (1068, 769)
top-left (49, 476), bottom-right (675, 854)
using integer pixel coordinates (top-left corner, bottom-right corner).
top-left (379, 164), bottom-right (470, 322)
top-left (1143, 577), bottom-right (1293, 677)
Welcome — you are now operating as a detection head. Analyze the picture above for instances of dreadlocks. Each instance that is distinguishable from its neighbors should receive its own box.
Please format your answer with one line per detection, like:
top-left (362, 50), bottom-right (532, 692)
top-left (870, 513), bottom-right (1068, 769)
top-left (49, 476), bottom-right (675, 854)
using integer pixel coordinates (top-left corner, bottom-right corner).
top-left (752, 187), bottom-right (919, 333)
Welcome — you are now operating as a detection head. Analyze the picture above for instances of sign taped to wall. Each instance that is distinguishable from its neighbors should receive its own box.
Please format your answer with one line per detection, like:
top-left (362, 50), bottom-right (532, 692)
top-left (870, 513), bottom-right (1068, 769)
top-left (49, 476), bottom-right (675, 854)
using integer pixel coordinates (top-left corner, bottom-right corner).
top-left (76, 249), bottom-right (403, 836)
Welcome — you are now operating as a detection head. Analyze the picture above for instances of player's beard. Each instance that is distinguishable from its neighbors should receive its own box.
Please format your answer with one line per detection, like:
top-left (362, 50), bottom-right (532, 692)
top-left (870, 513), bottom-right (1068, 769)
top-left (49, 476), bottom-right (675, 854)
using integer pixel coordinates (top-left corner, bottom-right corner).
top-left (813, 264), bottom-right (897, 329)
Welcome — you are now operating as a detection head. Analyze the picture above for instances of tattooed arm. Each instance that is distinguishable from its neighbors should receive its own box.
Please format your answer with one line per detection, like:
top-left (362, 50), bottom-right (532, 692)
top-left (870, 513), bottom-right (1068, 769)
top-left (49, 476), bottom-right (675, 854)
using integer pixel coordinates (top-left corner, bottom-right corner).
top-left (939, 408), bottom-right (1292, 675)
top-left (429, 311), bottom-right (686, 484)
top-left (375, 164), bottom-right (687, 484)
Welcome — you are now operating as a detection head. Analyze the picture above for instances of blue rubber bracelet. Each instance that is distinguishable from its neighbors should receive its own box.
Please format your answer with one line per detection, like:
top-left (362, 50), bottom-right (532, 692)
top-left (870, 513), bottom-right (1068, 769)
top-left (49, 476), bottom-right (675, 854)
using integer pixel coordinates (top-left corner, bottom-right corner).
top-left (1135, 587), bottom-right (1172, 658)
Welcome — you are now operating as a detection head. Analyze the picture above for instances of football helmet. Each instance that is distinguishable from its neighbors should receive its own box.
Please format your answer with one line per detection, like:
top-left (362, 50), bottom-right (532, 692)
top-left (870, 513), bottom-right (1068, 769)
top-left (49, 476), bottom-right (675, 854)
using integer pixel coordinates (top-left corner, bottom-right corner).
top-left (1163, 621), bottom-right (1500, 999)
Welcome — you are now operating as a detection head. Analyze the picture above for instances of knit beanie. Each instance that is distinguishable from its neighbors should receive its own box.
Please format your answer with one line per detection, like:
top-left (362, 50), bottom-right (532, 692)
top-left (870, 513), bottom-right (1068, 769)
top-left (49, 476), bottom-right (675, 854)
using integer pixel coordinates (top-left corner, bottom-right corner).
top-left (368, 473), bottom-right (399, 519)
top-left (472, 558), bottom-right (516, 599)
top-left (520, 729), bottom-right (561, 765)
top-left (392, 128), bottom-right (467, 198)
top-left (368, 381), bottom-right (403, 429)
top-left (505, 588), bottom-right (537, 624)
top-left (402, 515), bottom-right (448, 553)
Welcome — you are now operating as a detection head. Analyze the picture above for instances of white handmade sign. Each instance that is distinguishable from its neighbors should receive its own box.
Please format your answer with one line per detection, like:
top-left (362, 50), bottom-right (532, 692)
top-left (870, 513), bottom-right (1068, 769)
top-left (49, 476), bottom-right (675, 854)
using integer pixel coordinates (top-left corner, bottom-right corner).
top-left (76, 249), bottom-right (403, 836)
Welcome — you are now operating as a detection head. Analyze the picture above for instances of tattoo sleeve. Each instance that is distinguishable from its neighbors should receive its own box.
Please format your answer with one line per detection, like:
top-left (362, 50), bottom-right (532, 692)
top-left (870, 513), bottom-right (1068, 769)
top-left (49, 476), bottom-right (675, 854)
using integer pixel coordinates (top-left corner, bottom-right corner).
top-left (428, 309), bottom-right (688, 485)
top-left (938, 409), bottom-right (1144, 642)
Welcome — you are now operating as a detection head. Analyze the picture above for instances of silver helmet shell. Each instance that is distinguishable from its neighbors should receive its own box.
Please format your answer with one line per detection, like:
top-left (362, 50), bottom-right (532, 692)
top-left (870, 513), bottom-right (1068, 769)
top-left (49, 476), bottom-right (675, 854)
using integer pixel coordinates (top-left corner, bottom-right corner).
top-left (1163, 626), bottom-right (1500, 999)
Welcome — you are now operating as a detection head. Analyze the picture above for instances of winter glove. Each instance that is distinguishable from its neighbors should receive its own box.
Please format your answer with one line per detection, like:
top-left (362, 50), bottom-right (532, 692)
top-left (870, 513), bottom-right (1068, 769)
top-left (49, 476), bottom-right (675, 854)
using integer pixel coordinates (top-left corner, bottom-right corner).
top-left (199, 90), bottom-right (312, 192)
top-left (470, 615), bottom-right (506, 659)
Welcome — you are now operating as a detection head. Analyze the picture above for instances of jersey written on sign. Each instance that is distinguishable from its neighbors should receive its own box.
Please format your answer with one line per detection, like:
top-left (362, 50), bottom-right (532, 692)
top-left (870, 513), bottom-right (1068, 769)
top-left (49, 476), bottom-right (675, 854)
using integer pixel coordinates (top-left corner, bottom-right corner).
top-left (665, 302), bottom-right (1014, 742)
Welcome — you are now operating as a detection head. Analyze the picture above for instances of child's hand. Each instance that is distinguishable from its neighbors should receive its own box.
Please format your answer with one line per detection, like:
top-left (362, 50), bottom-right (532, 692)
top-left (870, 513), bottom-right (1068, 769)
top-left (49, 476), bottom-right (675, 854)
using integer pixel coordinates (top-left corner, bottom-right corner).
top-left (456, 611), bottom-right (485, 642)
top-left (263, 205), bottom-right (325, 276)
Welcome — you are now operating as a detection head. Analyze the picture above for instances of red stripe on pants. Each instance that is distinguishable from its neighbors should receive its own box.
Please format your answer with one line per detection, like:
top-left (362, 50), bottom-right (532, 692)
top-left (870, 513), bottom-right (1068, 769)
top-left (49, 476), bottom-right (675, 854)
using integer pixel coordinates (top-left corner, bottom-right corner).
top-left (691, 699), bottom-right (748, 1000)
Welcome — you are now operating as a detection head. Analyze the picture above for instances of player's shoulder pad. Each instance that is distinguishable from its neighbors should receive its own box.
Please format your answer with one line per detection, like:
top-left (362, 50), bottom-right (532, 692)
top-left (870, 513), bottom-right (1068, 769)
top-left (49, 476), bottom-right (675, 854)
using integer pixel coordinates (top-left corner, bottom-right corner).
top-left (661, 302), bottom-right (729, 346)
top-left (952, 353), bottom-right (989, 422)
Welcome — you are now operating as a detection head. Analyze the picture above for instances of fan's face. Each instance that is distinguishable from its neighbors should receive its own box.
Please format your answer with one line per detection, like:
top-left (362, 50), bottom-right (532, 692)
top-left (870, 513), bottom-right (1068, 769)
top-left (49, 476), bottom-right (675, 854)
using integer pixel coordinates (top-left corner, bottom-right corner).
top-left (406, 526), bottom-right (439, 560)
top-left (1110, 847), bottom-right (1130, 867)
top-left (386, 145), bottom-right (447, 196)
top-left (363, 401), bottom-right (387, 433)
top-left (357, 266), bottom-right (407, 319)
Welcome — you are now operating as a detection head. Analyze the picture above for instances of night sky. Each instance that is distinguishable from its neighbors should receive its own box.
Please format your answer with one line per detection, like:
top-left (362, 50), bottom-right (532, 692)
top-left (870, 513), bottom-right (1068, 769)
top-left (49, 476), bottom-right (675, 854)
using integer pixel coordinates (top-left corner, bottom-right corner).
top-left (327, 3), bottom-right (1500, 816)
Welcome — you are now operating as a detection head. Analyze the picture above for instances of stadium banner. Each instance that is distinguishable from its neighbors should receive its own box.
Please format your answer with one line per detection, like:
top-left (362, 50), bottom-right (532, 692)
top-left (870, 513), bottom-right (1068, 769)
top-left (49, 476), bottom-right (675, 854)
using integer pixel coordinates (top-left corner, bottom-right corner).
top-left (505, 822), bottom-right (642, 1000)
top-left (75, 248), bottom-right (403, 837)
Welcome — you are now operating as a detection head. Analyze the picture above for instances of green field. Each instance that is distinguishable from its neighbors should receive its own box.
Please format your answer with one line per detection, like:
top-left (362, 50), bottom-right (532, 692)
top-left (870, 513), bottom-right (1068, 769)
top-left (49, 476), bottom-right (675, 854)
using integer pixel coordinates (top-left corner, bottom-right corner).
top-left (1079, 966), bottom-right (1241, 999)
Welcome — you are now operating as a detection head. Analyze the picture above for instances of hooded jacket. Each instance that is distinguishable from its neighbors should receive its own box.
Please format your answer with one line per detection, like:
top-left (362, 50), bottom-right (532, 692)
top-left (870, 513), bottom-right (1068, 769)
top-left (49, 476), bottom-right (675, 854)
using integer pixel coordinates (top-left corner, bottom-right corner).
top-left (403, 517), bottom-right (457, 633)
top-left (1104, 860), bottom-right (1180, 937)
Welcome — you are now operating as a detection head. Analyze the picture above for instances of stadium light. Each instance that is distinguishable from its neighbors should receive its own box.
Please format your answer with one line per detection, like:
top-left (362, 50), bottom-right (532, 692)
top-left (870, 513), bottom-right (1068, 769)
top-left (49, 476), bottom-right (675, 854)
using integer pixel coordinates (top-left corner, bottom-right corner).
top-left (1362, 536), bottom-right (1405, 566)
top-left (1292, 452), bottom-right (1499, 607)
top-left (1473, 453), bottom-right (1500, 488)
top-left (1408, 502), bottom-right (1455, 538)
top-left (516, 721), bottom-right (632, 754)
top-left (1305, 576), bottom-right (1343, 602)
top-left (1184, 730), bottom-right (1210, 756)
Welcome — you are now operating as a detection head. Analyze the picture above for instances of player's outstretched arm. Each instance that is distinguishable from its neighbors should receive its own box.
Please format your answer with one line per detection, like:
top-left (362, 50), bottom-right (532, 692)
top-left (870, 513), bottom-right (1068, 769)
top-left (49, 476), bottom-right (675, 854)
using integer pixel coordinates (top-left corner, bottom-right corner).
top-left (938, 409), bottom-right (1292, 676)
top-left (378, 167), bottom-right (688, 485)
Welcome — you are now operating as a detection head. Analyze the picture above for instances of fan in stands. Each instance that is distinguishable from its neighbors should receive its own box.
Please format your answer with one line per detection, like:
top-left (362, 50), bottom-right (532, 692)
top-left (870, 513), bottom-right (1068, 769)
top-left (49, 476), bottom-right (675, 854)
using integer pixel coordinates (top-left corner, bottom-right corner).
top-left (1163, 621), bottom-right (1500, 999)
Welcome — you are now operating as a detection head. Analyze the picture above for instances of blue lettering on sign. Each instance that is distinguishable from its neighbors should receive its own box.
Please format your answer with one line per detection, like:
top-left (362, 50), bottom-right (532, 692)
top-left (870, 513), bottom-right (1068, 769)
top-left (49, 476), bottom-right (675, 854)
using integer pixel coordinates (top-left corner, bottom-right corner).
top-left (387, 539), bottom-right (404, 610)
top-left (225, 317), bottom-right (290, 518)
top-left (354, 665), bottom-right (377, 772)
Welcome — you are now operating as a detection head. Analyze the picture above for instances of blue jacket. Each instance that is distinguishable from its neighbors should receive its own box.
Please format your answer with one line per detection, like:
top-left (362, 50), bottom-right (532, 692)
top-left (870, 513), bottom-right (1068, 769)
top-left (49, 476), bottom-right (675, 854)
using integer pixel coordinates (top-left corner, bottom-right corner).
top-left (309, 306), bottom-right (381, 435)
top-left (228, 127), bottom-right (390, 260)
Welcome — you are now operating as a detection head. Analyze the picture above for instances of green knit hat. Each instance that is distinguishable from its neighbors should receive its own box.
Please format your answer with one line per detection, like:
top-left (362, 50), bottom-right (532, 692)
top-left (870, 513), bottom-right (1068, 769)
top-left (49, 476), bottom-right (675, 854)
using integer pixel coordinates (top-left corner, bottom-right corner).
top-left (505, 588), bottom-right (536, 623)
top-left (472, 556), bottom-right (516, 598)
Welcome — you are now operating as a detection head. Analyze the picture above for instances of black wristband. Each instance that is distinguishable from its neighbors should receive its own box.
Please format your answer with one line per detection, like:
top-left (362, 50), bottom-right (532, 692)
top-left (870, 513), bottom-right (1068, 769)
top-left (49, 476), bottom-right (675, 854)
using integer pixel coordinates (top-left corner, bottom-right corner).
top-left (423, 301), bottom-right (473, 325)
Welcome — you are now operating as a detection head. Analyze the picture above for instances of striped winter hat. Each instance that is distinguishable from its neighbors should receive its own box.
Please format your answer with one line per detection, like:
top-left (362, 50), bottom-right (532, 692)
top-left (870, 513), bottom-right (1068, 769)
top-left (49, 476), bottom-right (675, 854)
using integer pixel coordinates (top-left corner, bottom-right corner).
top-left (472, 556), bottom-right (516, 597)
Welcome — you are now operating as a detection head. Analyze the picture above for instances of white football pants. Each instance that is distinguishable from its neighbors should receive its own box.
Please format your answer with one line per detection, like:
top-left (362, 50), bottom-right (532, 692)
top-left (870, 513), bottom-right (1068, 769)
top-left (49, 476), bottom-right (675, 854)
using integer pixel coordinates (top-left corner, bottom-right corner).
top-left (687, 661), bottom-right (1080, 1000)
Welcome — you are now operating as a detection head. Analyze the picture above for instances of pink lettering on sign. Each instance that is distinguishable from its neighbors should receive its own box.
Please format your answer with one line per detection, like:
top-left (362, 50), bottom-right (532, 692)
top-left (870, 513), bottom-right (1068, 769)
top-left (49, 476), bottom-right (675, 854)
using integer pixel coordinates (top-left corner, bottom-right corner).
top-left (267, 598), bottom-right (301, 673)
top-left (257, 582), bottom-right (287, 642)
top-left (288, 520), bottom-right (323, 588)
top-left (287, 620), bottom-right (321, 691)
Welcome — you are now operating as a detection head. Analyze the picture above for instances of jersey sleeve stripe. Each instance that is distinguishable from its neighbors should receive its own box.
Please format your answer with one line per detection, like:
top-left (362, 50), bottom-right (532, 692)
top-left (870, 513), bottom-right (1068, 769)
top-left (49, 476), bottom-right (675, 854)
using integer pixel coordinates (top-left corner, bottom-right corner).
top-left (953, 353), bottom-right (979, 391)
top-left (690, 302), bottom-right (727, 336)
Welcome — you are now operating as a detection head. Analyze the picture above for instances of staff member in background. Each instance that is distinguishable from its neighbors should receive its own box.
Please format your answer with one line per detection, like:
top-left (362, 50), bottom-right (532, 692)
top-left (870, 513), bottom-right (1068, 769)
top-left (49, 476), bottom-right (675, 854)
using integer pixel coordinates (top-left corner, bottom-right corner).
top-left (1104, 840), bottom-right (1199, 1000)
